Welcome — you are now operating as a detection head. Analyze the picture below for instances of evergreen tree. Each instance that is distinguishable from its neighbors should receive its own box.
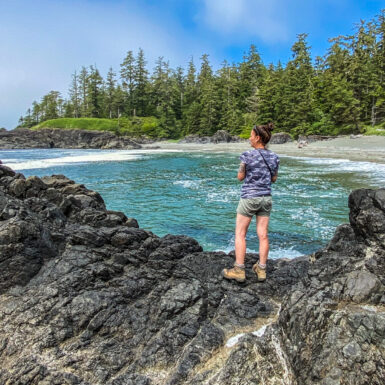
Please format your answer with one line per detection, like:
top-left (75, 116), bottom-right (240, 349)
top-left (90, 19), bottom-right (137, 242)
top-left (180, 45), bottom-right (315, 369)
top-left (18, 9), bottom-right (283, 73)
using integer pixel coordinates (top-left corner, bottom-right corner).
top-left (282, 34), bottom-right (315, 135)
top-left (216, 61), bottom-right (242, 134)
top-left (78, 66), bottom-right (89, 117)
top-left (31, 101), bottom-right (41, 125)
top-left (183, 58), bottom-right (200, 135)
top-left (86, 65), bottom-right (104, 117)
top-left (150, 57), bottom-right (176, 136)
top-left (197, 54), bottom-right (218, 135)
top-left (105, 67), bottom-right (117, 118)
top-left (17, 9), bottom-right (385, 137)
top-left (114, 85), bottom-right (125, 123)
top-left (120, 50), bottom-right (135, 116)
top-left (171, 66), bottom-right (185, 121)
top-left (320, 42), bottom-right (360, 130)
top-left (69, 71), bottom-right (80, 118)
top-left (238, 45), bottom-right (265, 110)
top-left (134, 48), bottom-right (149, 116)
top-left (373, 9), bottom-right (385, 124)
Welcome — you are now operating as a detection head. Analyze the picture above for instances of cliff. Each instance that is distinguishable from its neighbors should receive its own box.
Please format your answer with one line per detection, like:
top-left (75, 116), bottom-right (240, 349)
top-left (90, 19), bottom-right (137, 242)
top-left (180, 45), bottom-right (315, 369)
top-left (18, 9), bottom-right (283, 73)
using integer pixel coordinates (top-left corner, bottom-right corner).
top-left (0, 129), bottom-right (142, 150)
top-left (0, 164), bottom-right (384, 384)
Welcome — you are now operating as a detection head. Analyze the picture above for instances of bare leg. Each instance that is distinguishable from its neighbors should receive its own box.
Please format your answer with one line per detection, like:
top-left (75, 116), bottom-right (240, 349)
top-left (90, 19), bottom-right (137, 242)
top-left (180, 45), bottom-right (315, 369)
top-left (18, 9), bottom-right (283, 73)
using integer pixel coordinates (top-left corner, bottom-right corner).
top-left (235, 214), bottom-right (252, 265)
top-left (256, 216), bottom-right (270, 265)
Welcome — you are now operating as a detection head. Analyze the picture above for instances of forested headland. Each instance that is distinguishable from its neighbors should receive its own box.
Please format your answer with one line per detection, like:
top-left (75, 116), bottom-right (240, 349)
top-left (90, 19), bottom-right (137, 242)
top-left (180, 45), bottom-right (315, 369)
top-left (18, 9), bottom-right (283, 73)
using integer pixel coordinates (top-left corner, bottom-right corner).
top-left (18, 11), bottom-right (385, 139)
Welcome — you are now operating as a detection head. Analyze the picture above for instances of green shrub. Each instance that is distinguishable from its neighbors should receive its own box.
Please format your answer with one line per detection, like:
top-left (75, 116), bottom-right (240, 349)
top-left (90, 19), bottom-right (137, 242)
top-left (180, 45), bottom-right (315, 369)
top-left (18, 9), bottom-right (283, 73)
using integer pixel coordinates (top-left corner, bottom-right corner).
top-left (363, 125), bottom-right (385, 136)
top-left (31, 117), bottom-right (161, 137)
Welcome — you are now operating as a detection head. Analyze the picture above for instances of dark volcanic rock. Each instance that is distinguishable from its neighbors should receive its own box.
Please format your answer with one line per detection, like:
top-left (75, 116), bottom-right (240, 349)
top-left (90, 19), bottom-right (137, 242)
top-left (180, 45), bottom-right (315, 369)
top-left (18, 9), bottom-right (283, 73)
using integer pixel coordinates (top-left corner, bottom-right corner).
top-left (270, 132), bottom-right (293, 144)
top-left (0, 164), bottom-right (384, 384)
top-left (0, 128), bottom-right (142, 149)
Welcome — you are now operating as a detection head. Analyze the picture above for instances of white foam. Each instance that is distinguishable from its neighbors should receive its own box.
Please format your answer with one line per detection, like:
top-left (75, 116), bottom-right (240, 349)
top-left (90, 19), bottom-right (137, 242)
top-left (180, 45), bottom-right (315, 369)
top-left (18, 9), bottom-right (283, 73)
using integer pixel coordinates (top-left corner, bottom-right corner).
top-left (173, 180), bottom-right (202, 189)
top-left (268, 247), bottom-right (304, 260)
top-left (287, 156), bottom-right (385, 183)
top-left (214, 243), bottom-right (303, 259)
top-left (206, 189), bottom-right (239, 203)
top-left (6, 152), bottom-right (143, 170)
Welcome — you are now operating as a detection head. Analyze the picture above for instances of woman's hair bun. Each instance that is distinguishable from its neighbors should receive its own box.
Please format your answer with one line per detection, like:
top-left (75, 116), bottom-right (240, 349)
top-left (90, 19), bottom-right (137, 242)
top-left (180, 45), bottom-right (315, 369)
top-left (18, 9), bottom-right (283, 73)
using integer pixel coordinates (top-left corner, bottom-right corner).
top-left (266, 122), bottom-right (274, 132)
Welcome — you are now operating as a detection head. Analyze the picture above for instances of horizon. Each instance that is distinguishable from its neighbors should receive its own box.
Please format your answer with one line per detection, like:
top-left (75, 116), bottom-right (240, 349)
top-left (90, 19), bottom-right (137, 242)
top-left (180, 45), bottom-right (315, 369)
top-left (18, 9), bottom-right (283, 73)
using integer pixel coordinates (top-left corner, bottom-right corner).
top-left (1, 0), bottom-right (384, 130)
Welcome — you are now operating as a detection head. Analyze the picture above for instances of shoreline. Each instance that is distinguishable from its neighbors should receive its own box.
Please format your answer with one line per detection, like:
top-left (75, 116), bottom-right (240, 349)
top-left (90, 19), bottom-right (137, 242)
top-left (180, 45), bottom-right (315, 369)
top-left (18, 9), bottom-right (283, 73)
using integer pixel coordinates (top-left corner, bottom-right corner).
top-left (1, 135), bottom-right (384, 165)
top-left (149, 135), bottom-right (385, 164)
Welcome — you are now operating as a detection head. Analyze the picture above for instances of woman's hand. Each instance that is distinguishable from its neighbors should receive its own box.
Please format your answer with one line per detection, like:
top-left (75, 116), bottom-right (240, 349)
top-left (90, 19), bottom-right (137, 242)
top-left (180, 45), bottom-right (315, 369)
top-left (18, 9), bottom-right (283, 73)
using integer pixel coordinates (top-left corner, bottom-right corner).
top-left (238, 163), bottom-right (246, 181)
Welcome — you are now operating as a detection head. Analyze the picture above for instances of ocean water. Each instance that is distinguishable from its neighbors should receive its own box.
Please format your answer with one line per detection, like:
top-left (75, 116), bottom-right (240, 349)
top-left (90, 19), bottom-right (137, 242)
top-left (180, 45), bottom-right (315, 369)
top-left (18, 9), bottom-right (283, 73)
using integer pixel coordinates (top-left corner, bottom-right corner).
top-left (2, 148), bottom-right (384, 259)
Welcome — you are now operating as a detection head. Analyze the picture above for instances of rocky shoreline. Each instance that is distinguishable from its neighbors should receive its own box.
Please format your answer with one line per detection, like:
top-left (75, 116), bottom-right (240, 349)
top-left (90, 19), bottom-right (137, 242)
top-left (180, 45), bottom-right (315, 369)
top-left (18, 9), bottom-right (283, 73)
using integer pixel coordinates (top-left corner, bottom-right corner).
top-left (0, 165), bottom-right (384, 384)
top-left (0, 128), bottom-right (143, 150)
top-left (0, 128), bottom-right (295, 150)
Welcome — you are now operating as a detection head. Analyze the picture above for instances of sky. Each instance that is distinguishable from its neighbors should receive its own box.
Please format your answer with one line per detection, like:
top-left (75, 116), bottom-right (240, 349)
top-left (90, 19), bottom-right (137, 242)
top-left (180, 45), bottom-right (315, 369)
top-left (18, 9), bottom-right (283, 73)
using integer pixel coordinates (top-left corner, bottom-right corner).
top-left (0, 0), bottom-right (384, 129)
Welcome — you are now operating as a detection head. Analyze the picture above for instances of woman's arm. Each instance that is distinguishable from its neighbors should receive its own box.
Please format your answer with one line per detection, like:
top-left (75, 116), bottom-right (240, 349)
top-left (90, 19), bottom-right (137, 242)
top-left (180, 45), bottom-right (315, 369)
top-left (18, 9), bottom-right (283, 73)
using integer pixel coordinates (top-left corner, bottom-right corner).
top-left (272, 171), bottom-right (278, 183)
top-left (238, 162), bottom-right (246, 181)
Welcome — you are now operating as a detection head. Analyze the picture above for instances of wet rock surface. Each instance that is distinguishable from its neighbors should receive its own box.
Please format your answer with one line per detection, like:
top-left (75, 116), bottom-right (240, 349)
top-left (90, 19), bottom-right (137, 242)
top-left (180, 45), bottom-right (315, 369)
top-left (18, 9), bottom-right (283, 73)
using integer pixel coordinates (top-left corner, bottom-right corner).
top-left (0, 164), bottom-right (384, 384)
top-left (0, 129), bottom-right (142, 149)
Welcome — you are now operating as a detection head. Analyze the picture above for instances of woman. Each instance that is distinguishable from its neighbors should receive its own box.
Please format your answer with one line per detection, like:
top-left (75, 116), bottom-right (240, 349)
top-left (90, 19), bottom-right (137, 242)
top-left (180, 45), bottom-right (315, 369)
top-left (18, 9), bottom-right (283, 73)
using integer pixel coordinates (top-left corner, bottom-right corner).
top-left (223, 123), bottom-right (279, 283)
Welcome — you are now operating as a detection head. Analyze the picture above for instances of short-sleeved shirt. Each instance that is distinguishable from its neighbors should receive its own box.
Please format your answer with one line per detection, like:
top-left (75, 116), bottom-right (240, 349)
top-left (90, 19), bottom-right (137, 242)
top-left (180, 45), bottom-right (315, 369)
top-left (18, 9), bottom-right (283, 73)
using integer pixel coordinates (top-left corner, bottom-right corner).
top-left (239, 149), bottom-right (280, 198)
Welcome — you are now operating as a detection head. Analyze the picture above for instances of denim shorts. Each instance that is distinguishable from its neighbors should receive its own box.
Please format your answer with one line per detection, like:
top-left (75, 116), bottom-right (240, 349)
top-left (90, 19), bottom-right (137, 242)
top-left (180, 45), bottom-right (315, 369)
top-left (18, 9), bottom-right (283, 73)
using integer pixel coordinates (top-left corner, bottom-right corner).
top-left (236, 196), bottom-right (272, 217)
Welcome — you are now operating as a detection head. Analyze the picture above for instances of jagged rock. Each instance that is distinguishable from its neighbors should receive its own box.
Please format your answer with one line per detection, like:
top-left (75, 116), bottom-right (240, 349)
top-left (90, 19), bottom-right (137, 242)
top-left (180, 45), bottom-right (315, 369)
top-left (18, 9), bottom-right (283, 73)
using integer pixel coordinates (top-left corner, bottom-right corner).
top-left (0, 164), bottom-right (384, 384)
top-left (0, 128), bottom-right (142, 149)
top-left (211, 130), bottom-right (240, 143)
top-left (270, 132), bottom-right (293, 144)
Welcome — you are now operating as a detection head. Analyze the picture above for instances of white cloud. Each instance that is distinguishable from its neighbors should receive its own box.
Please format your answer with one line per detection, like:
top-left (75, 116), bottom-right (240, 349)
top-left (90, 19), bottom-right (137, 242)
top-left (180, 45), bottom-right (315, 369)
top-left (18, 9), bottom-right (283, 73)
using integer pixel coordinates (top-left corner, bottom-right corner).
top-left (201, 0), bottom-right (288, 42)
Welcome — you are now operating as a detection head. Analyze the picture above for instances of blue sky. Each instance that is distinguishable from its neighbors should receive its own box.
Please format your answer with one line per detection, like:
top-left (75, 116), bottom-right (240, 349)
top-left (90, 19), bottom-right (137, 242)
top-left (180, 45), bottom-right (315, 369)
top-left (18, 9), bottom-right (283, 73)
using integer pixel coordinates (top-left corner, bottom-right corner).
top-left (1, 0), bottom-right (384, 129)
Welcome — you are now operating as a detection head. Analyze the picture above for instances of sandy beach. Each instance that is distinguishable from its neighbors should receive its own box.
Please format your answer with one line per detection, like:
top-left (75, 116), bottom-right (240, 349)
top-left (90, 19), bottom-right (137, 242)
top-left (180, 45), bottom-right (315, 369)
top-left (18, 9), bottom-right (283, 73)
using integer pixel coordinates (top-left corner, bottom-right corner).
top-left (150, 135), bottom-right (385, 164)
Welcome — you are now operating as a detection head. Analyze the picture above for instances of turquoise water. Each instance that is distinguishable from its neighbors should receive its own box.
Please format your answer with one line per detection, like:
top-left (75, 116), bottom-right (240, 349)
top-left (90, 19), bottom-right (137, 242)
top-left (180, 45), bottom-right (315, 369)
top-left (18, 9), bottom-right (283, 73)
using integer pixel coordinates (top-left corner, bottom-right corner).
top-left (2, 148), bottom-right (385, 258)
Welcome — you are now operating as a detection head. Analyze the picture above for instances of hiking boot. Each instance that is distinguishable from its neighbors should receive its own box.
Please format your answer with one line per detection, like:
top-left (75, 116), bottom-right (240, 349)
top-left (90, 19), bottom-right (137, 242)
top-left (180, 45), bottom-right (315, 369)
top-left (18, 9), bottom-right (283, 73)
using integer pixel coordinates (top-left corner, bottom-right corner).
top-left (222, 265), bottom-right (246, 283)
top-left (252, 263), bottom-right (266, 282)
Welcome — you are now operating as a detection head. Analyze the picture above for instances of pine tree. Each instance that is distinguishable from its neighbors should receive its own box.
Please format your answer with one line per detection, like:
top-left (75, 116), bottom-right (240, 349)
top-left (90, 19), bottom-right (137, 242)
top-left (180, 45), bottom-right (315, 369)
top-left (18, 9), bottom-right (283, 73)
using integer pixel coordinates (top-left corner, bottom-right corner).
top-left (216, 61), bottom-right (242, 134)
top-left (373, 9), bottom-right (385, 124)
top-left (78, 66), bottom-right (89, 117)
top-left (238, 45), bottom-right (265, 110)
top-left (320, 41), bottom-right (360, 130)
top-left (40, 91), bottom-right (62, 120)
top-left (86, 65), bottom-right (104, 117)
top-left (171, 66), bottom-right (185, 121)
top-left (134, 48), bottom-right (149, 116)
top-left (150, 57), bottom-right (176, 137)
top-left (105, 67), bottom-right (117, 118)
top-left (69, 71), bottom-right (80, 118)
top-left (182, 58), bottom-right (200, 135)
top-left (197, 54), bottom-right (218, 135)
top-left (281, 34), bottom-right (315, 135)
top-left (114, 85), bottom-right (125, 123)
top-left (120, 51), bottom-right (135, 116)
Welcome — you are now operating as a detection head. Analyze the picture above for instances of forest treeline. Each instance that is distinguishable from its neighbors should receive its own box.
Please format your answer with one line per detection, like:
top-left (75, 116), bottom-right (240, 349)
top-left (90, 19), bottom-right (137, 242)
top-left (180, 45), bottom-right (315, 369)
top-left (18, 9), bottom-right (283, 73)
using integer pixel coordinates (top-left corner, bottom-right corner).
top-left (19, 10), bottom-right (385, 138)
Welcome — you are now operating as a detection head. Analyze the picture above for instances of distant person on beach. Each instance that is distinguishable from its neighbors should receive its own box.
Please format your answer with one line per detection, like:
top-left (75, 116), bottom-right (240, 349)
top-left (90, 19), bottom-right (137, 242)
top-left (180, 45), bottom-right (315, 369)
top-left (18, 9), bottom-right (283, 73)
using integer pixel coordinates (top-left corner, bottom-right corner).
top-left (223, 123), bottom-right (279, 283)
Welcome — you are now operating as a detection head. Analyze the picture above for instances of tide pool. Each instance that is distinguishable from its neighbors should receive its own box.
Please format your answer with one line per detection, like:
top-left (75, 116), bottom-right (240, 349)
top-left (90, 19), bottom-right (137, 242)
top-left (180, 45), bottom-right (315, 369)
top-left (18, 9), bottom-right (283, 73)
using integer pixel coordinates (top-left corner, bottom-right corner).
top-left (2, 148), bottom-right (384, 258)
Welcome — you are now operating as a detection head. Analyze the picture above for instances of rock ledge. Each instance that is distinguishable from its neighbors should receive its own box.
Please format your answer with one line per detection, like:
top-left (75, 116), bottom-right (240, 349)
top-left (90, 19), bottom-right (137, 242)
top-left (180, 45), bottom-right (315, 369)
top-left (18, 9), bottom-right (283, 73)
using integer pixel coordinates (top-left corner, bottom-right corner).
top-left (0, 165), bottom-right (384, 384)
